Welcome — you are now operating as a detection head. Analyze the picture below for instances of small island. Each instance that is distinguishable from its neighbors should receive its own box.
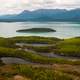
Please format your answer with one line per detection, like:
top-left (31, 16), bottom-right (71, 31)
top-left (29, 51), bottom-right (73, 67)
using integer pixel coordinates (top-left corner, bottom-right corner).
top-left (16, 28), bottom-right (56, 33)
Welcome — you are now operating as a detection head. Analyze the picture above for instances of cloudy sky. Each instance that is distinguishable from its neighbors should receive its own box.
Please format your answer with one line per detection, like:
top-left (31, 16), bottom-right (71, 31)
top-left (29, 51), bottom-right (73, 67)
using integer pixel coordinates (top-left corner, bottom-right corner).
top-left (0, 0), bottom-right (80, 15)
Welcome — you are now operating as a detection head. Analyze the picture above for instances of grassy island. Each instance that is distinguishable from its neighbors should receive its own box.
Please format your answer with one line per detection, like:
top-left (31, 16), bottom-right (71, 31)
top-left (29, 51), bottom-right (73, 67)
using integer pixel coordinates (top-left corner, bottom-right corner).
top-left (16, 28), bottom-right (56, 33)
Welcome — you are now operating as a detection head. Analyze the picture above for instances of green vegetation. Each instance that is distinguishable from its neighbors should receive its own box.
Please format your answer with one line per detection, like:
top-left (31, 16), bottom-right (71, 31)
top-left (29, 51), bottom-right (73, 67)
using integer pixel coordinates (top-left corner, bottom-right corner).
top-left (0, 36), bottom-right (80, 80)
top-left (56, 37), bottom-right (80, 57)
top-left (22, 45), bottom-right (55, 53)
top-left (0, 47), bottom-right (72, 64)
top-left (14, 65), bottom-right (74, 80)
top-left (10, 36), bottom-right (61, 44)
top-left (0, 37), bottom-right (15, 48)
top-left (0, 36), bottom-right (79, 65)
top-left (0, 64), bottom-right (80, 80)
top-left (16, 28), bottom-right (56, 33)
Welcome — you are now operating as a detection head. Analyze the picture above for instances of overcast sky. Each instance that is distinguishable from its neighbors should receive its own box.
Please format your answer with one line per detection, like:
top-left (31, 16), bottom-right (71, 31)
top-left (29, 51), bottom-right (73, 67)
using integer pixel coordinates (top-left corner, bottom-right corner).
top-left (0, 0), bottom-right (80, 15)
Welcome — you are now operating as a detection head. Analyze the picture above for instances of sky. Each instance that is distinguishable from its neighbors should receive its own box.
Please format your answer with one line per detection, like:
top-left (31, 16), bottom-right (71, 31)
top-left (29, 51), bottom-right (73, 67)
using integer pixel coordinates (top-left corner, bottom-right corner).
top-left (0, 0), bottom-right (80, 15)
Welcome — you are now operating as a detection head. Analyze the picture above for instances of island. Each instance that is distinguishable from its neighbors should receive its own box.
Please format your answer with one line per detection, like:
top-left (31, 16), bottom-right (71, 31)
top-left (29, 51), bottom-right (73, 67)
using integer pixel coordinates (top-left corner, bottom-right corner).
top-left (16, 28), bottom-right (56, 33)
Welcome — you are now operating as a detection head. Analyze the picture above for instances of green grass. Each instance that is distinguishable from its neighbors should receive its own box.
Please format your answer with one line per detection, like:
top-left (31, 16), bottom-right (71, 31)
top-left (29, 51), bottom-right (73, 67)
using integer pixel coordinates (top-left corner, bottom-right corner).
top-left (56, 37), bottom-right (80, 57)
top-left (0, 47), bottom-right (80, 65)
top-left (10, 36), bottom-right (61, 44)
top-left (0, 64), bottom-right (80, 80)
top-left (0, 36), bottom-right (80, 65)
top-left (0, 36), bottom-right (80, 80)
top-left (23, 45), bottom-right (55, 53)
top-left (14, 65), bottom-right (74, 80)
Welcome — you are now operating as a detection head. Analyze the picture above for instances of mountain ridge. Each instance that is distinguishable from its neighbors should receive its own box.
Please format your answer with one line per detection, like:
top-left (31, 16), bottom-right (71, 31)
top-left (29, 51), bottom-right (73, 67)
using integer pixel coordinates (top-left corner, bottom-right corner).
top-left (0, 8), bottom-right (80, 22)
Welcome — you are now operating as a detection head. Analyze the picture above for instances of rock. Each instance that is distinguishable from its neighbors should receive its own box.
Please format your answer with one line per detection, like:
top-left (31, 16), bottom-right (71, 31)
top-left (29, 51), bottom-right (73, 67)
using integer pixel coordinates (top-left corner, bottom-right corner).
top-left (13, 75), bottom-right (30, 80)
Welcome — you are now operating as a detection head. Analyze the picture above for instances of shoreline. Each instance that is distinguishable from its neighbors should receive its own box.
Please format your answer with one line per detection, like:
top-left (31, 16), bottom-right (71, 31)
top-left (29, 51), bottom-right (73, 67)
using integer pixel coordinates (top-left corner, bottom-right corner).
top-left (0, 35), bottom-right (79, 39)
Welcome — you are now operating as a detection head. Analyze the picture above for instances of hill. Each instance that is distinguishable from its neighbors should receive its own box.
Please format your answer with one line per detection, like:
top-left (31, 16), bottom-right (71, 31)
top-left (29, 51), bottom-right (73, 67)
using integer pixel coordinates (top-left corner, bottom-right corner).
top-left (0, 8), bottom-right (80, 22)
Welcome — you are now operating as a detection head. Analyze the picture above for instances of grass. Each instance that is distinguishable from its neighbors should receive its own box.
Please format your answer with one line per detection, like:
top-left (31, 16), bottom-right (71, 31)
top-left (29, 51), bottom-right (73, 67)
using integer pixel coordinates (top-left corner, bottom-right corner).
top-left (0, 36), bottom-right (80, 65)
top-left (56, 37), bottom-right (80, 57)
top-left (0, 47), bottom-right (70, 64)
top-left (10, 36), bottom-right (61, 44)
top-left (0, 36), bottom-right (80, 80)
top-left (22, 45), bottom-right (55, 53)
top-left (0, 46), bottom-right (80, 65)
top-left (0, 64), bottom-right (80, 80)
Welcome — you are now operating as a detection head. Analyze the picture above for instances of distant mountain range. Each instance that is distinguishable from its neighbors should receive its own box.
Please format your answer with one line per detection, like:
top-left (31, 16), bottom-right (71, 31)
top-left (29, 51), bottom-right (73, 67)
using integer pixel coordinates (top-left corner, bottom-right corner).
top-left (0, 8), bottom-right (80, 22)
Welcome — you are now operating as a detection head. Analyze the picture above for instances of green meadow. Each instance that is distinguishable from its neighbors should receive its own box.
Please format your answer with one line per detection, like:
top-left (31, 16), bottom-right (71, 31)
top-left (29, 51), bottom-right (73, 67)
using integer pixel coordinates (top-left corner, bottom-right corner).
top-left (0, 36), bottom-right (80, 80)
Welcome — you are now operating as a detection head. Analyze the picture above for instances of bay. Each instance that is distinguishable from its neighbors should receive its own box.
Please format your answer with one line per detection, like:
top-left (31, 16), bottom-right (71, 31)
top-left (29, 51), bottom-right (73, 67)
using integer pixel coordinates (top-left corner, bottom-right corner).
top-left (0, 22), bottom-right (80, 39)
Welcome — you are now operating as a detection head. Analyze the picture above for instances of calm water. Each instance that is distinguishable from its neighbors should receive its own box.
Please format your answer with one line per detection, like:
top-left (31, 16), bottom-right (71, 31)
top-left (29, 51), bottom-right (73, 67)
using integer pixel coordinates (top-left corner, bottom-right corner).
top-left (0, 22), bottom-right (80, 39)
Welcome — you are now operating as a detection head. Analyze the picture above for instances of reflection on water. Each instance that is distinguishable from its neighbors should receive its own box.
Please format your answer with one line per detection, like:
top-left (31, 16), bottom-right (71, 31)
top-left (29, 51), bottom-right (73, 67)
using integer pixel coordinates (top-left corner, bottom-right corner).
top-left (0, 22), bottom-right (80, 39)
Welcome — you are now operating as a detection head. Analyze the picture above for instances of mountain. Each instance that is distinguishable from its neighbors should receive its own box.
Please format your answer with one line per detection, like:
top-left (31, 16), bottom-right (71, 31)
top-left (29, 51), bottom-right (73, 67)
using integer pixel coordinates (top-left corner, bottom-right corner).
top-left (0, 8), bottom-right (80, 22)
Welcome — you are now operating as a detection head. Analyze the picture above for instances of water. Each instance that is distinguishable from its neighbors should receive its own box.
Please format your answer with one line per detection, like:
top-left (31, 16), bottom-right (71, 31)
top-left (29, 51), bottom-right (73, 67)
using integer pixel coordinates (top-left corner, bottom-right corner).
top-left (0, 22), bottom-right (80, 39)
top-left (1, 57), bottom-right (32, 64)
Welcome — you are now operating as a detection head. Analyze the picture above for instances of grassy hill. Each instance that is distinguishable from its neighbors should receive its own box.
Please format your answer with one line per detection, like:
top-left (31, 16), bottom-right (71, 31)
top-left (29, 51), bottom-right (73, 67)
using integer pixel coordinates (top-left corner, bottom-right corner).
top-left (0, 36), bottom-right (80, 80)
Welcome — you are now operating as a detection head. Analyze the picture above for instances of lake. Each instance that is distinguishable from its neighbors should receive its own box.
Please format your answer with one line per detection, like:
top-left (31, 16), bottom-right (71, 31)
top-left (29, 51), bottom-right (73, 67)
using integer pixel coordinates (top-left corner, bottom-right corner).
top-left (0, 22), bottom-right (80, 39)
